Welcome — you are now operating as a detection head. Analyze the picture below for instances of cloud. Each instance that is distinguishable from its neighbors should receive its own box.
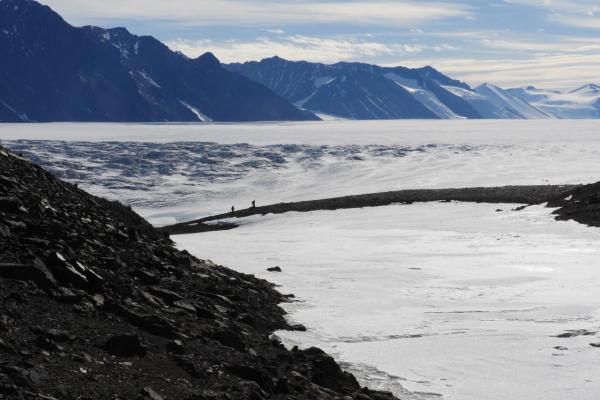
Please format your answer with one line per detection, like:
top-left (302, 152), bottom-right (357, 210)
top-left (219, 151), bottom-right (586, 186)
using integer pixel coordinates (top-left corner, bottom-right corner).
top-left (166, 35), bottom-right (430, 64)
top-left (392, 53), bottom-right (600, 89)
top-left (504, 0), bottom-right (600, 29)
top-left (265, 28), bottom-right (285, 35)
top-left (481, 36), bottom-right (600, 52)
top-left (41, 0), bottom-right (471, 27)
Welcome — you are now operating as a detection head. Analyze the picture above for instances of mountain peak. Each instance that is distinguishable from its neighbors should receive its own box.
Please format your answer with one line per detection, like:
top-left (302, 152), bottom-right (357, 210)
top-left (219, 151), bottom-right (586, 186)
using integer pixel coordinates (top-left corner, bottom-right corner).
top-left (261, 55), bottom-right (287, 63)
top-left (571, 83), bottom-right (600, 93)
top-left (476, 82), bottom-right (497, 90)
top-left (195, 51), bottom-right (221, 68)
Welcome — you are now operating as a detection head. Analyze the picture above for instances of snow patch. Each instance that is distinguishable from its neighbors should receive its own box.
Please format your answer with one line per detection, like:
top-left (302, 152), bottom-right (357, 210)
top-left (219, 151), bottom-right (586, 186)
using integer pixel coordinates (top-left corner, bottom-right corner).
top-left (137, 71), bottom-right (161, 88)
top-left (314, 76), bottom-right (336, 88)
top-left (178, 100), bottom-right (212, 122)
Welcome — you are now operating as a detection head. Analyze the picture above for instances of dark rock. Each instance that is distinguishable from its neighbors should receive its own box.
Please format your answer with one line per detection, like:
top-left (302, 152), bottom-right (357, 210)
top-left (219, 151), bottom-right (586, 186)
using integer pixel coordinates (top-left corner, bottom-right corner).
top-left (31, 327), bottom-right (74, 343)
top-left (134, 269), bottom-right (160, 285)
top-left (0, 224), bottom-right (11, 238)
top-left (274, 377), bottom-right (291, 394)
top-left (288, 324), bottom-right (307, 332)
top-left (34, 336), bottom-right (62, 352)
top-left (149, 287), bottom-right (183, 304)
top-left (141, 387), bottom-right (164, 400)
top-left (303, 347), bottom-right (360, 393)
top-left (0, 260), bottom-right (57, 289)
top-left (0, 339), bottom-right (15, 355)
top-left (590, 343), bottom-right (600, 348)
top-left (46, 252), bottom-right (88, 288)
top-left (214, 330), bottom-right (246, 351)
top-left (227, 365), bottom-right (274, 393)
top-left (0, 197), bottom-right (23, 214)
top-left (196, 307), bottom-right (216, 320)
top-left (166, 339), bottom-right (185, 354)
top-left (266, 267), bottom-right (282, 272)
top-left (105, 334), bottom-right (147, 357)
top-left (110, 304), bottom-right (178, 338)
top-left (556, 329), bottom-right (596, 338)
top-left (54, 287), bottom-right (85, 304)
top-left (173, 301), bottom-right (197, 313)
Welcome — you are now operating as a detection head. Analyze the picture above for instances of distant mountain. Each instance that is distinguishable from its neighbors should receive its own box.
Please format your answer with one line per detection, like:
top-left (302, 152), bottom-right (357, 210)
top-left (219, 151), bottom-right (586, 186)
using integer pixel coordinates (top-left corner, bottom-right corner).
top-left (227, 57), bottom-right (563, 120)
top-left (507, 84), bottom-right (600, 119)
top-left (473, 83), bottom-right (551, 119)
top-left (227, 57), bottom-right (440, 119)
top-left (0, 0), bottom-right (318, 123)
top-left (226, 57), bottom-right (485, 120)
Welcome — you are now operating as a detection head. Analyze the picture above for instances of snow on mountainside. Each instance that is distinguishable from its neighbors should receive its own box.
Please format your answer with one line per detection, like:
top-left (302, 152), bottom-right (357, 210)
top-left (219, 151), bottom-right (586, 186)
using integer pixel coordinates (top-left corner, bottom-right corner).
top-left (227, 57), bottom-right (563, 120)
top-left (227, 57), bottom-right (440, 120)
top-left (0, 0), bottom-right (318, 122)
top-left (507, 84), bottom-right (600, 119)
top-left (474, 83), bottom-right (551, 119)
top-left (227, 57), bottom-right (482, 120)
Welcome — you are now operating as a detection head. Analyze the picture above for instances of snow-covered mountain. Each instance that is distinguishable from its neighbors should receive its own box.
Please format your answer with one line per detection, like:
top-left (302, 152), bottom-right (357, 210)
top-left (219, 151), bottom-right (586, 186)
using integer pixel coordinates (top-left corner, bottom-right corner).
top-left (0, 0), bottom-right (318, 122)
top-left (507, 84), bottom-right (600, 119)
top-left (227, 57), bottom-right (443, 119)
top-left (227, 57), bottom-right (486, 120)
top-left (473, 83), bottom-right (551, 119)
top-left (227, 57), bottom-right (556, 120)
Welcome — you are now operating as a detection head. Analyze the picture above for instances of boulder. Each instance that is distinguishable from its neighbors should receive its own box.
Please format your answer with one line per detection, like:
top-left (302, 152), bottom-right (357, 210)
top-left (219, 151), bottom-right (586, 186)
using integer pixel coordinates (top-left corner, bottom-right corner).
top-left (0, 260), bottom-right (57, 289)
top-left (104, 334), bottom-right (147, 357)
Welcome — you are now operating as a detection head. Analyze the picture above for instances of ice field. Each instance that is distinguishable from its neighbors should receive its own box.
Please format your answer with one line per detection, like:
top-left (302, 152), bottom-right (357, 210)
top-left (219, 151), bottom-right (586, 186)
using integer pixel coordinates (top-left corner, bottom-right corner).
top-left (175, 204), bottom-right (600, 399)
top-left (2, 120), bottom-right (600, 399)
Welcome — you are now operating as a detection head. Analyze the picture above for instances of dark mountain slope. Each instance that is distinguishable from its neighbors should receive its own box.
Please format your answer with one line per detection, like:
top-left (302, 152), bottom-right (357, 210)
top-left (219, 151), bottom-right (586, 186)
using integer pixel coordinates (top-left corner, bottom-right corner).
top-left (227, 57), bottom-right (440, 119)
top-left (0, 145), bottom-right (399, 399)
top-left (226, 57), bottom-right (482, 119)
top-left (0, 0), bottom-right (317, 122)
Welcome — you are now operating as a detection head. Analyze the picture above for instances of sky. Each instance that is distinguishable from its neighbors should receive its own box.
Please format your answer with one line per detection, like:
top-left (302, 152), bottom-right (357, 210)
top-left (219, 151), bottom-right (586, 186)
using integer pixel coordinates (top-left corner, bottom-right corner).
top-left (40, 0), bottom-right (600, 89)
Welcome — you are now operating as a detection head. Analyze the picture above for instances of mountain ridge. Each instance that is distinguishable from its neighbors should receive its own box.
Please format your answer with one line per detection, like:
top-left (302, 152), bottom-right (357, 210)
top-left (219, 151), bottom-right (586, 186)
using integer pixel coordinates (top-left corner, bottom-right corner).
top-left (0, 0), bottom-right (318, 123)
top-left (226, 57), bottom-right (570, 120)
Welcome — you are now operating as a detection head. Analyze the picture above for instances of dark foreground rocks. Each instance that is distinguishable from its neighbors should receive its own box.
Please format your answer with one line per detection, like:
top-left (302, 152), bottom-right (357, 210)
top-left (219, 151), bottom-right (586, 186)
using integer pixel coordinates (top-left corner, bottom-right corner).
top-left (0, 146), bottom-right (399, 400)
top-left (550, 182), bottom-right (600, 227)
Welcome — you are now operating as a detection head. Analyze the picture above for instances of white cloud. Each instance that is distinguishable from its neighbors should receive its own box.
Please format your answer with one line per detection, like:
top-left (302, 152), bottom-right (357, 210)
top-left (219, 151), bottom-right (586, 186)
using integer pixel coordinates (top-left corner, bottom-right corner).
top-left (392, 53), bottom-right (600, 89)
top-left (41, 0), bottom-right (471, 27)
top-left (504, 0), bottom-right (600, 29)
top-left (265, 28), bottom-right (285, 35)
top-left (167, 35), bottom-right (429, 64)
top-left (550, 14), bottom-right (600, 30)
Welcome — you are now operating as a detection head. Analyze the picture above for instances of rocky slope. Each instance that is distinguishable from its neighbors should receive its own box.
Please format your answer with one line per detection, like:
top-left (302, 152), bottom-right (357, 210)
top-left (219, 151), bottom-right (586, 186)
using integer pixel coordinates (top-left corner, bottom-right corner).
top-left (550, 182), bottom-right (600, 227)
top-left (0, 0), bottom-right (317, 123)
top-left (0, 145), bottom-right (397, 400)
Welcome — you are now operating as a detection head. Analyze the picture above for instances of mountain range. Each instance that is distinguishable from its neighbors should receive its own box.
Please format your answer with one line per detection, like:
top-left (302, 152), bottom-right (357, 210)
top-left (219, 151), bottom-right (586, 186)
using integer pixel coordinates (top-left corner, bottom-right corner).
top-left (1, 0), bottom-right (598, 122)
top-left (227, 57), bottom-right (598, 120)
top-left (0, 0), bottom-right (317, 122)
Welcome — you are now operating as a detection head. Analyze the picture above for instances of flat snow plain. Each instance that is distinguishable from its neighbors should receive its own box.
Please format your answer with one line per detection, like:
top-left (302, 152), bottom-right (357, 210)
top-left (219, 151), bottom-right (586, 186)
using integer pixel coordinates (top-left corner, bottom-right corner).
top-left (2, 120), bottom-right (600, 399)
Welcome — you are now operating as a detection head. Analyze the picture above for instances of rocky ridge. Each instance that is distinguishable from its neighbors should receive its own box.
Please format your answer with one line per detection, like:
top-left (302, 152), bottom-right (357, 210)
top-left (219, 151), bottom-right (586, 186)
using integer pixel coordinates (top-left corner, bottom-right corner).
top-left (0, 145), bottom-right (398, 400)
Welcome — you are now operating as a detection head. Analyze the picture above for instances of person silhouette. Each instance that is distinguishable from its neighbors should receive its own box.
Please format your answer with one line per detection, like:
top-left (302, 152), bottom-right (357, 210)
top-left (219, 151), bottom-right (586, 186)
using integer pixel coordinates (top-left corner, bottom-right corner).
top-left (231, 206), bottom-right (235, 214)
top-left (251, 200), bottom-right (256, 208)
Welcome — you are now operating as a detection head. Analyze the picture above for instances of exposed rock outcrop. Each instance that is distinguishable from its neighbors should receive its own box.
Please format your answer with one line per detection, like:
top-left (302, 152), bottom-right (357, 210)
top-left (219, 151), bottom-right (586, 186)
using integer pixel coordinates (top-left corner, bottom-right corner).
top-left (0, 146), bottom-right (398, 400)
